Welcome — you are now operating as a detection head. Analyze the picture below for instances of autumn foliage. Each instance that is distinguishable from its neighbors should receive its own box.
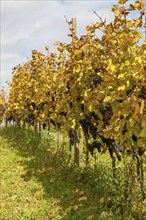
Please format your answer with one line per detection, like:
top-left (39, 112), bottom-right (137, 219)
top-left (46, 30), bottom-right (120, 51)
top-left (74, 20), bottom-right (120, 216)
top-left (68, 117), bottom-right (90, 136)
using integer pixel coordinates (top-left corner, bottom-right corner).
top-left (4, 0), bottom-right (146, 158)
top-left (0, 88), bottom-right (6, 121)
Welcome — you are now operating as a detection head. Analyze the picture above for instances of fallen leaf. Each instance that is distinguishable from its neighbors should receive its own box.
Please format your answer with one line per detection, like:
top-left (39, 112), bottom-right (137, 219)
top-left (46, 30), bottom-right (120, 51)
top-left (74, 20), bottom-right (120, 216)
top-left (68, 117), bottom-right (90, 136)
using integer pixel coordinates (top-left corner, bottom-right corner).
top-left (78, 191), bottom-right (86, 197)
top-left (13, 206), bottom-right (20, 214)
top-left (48, 214), bottom-right (53, 220)
top-left (87, 214), bottom-right (95, 219)
top-left (34, 191), bottom-right (41, 199)
top-left (54, 207), bottom-right (62, 212)
top-left (69, 205), bottom-right (79, 211)
top-left (100, 211), bottom-right (109, 218)
top-left (78, 196), bottom-right (88, 201)
top-left (89, 206), bottom-right (96, 210)
top-left (37, 168), bottom-right (47, 174)
top-left (52, 200), bottom-right (60, 206)
top-left (17, 166), bottom-right (26, 175)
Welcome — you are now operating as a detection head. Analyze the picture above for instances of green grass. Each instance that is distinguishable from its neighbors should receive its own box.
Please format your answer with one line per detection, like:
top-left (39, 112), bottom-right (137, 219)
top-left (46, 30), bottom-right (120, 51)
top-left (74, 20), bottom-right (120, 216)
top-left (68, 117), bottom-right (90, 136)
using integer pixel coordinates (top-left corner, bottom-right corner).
top-left (0, 126), bottom-right (145, 220)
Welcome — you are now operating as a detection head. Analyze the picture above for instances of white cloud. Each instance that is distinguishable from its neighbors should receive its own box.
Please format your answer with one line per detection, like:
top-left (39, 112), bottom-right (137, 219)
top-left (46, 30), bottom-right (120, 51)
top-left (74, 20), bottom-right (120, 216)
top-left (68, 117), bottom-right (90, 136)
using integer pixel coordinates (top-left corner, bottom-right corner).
top-left (1, 0), bottom-right (118, 94)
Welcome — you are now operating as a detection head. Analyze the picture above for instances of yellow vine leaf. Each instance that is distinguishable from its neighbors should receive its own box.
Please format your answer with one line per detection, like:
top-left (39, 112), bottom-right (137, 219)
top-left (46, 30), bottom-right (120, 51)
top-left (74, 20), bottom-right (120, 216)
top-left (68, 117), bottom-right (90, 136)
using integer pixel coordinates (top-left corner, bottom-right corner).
top-left (118, 73), bottom-right (126, 79)
top-left (139, 128), bottom-right (146, 138)
top-left (103, 96), bottom-right (112, 103)
top-left (126, 20), bottom-right (135, 27)
top-left (140, 100), bottom-right (145, 114)
top-left (124, 60), bottom-right (130, 66)
top-left (74, 64), bottom-right (81, 73)
top-left (126, 80), bottom-right (130, 87)
top-left (94, 22), bottom-right (104, 29)
top-left (117, 85), bottom-right (126, 91)
top-left (119, 0), bottom-right (128, 4)
top-left (134, 103), bottom-right (140, 115)
top-left (135, 0), bottom-right (145, 10)
top-left (110, 64), bottom-right (115, 72)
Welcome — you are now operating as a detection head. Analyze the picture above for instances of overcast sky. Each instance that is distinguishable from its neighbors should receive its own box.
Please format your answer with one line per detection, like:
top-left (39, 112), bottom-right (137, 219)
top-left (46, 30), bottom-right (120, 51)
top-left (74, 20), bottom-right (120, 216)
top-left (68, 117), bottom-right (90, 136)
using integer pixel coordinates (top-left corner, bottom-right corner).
top-left (1, 0), bottom-right (136, 95)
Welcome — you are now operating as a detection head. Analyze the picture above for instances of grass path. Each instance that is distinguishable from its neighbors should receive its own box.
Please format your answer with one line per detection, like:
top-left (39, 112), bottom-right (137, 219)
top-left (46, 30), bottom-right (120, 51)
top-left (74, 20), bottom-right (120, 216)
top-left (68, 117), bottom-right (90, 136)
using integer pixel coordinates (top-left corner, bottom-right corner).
top-left (0, 130), bottom-right (100, 220)
top-left (0, 136), bottom-right (58, 220)
top-left (1, 127), bottom-right (145, 220)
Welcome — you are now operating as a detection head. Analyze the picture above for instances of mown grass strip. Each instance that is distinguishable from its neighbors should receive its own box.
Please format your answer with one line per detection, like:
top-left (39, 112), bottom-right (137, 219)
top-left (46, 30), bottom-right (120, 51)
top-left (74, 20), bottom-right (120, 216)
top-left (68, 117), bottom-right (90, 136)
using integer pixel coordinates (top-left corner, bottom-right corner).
top-left (0, 127), bottom-right (145, 220)
top-left (0, 128), bottom-right (100, 220)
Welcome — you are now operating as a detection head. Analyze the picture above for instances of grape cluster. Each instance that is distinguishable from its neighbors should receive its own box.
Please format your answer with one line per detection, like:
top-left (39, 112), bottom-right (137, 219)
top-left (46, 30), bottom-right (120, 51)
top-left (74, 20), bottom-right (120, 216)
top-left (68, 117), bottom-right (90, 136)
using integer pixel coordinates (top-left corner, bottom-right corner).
top-left (30, 102), bottom-right (46, 111)
top-left (6, 116), bottom-right (17, 124)
top-left (138, 86), bottom-right (146, 99)
top-left (99, 103), bottom-right (113, 126)
top-left (87, 141), bottom-right (102, 155)
top-left (92, 75), bottom-right (102, 86)
top-left (25, 113), bottom-right (35, 125)
top-left (80, 111), bottom-right (124, 160)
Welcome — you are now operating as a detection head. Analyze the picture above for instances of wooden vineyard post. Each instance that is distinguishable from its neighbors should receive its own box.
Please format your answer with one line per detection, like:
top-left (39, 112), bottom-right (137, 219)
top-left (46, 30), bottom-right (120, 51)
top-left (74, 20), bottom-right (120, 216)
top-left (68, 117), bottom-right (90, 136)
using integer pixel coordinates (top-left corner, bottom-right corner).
top-left (72, 18), bottom-right (80, 167)
top-left (57, 126), bottom-right (61, 149)
top-left (34, 119), bottom-right (38, 133)
top-left (74, 118), bottom-right (80, 167)
top-left (72, 18), bottom-right (76, 42)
